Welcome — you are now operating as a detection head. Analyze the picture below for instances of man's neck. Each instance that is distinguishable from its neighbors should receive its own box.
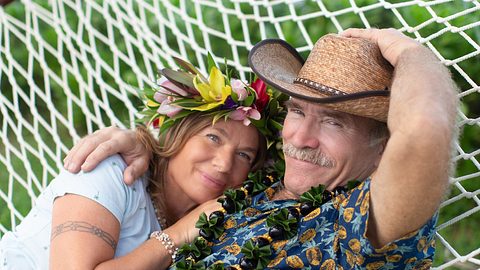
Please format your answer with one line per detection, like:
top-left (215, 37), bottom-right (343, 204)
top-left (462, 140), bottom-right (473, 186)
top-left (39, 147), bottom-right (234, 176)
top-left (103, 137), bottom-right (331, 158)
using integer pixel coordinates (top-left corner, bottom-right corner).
top-left (271, 186), bottom-right (299, 200)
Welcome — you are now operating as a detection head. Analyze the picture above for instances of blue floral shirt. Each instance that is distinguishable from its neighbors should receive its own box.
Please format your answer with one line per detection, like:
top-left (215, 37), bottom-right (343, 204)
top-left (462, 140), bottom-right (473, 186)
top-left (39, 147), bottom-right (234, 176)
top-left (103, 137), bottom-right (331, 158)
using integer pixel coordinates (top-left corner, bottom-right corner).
top-left (195, 178), bottom-right (437, 269)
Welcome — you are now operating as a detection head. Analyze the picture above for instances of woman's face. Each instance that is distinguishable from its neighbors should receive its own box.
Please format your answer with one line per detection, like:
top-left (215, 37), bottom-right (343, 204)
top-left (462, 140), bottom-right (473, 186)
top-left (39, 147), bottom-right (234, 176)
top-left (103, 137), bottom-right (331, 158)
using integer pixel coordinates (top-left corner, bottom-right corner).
top-left (166, 119), bottom-right (259, 204)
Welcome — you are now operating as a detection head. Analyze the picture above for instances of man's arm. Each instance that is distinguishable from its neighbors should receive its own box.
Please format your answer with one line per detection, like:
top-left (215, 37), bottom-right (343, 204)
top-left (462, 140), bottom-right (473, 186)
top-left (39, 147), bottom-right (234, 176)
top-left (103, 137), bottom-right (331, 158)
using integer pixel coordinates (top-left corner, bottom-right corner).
top-left (63, 126), bottom-right (152, 184)
top-left (342, 28), bottom-right (458, 247)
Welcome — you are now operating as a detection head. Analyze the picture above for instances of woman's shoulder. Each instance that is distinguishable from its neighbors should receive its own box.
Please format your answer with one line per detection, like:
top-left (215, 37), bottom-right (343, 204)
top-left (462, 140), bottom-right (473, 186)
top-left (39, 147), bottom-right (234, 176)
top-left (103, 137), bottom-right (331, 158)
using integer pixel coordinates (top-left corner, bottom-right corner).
top-left (49, 154), bottom-right (148, 222)
top-left (54, 154), bottom-right (129, 186)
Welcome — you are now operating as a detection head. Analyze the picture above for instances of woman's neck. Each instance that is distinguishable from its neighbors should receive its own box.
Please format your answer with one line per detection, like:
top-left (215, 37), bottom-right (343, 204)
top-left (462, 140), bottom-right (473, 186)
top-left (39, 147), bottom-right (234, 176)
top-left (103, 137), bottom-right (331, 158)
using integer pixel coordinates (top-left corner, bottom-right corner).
top-left (160, 178), bottom-right (198, 226)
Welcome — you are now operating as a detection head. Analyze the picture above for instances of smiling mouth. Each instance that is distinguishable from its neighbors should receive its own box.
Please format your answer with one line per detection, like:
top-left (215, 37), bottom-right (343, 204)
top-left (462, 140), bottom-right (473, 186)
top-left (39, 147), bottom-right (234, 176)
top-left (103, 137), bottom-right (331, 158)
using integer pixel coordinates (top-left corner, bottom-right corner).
top-left (285, 153), bottom-right (335, 168)
top-left (200, 172), bottom-right (226, 190)
top-left (286, 155), bottom-right (325, 168)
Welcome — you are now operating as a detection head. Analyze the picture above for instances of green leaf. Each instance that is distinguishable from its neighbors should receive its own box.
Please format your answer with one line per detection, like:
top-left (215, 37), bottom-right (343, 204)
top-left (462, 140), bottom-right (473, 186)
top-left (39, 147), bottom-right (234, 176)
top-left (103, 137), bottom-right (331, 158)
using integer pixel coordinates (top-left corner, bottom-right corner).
top-left (142, 87), bottom-right (157, 100)
top-left (300, 185), bottom-right (325, 206)
top-left (195, 213), bottom-right (208, 229)
top-left (206, 262), bottom-right (224, 270)
top-left (265, 208), bottom-right (298, 239)
top-left (269, 119), bottom-right (284, 131)
top-left (347, 180), bottom-right (361, 190)
top-left (173, 257), bottom-right (206, 270)
top-left (243, 94), bottom-right (255, 107)
top-left (172, 99), bottom-right (205, 108)
top-left (240, 239), bottom-right (272, 269)
top-left (172, 57), bottom-right (208, 84)
top-left (211, 111), bottom-right (230, 125)
top-left (161, 68), bottom-right (196, 88)
top-left (207, 52), bottom-right (217, 73)
top-left (230, 90), bottom-right (239, 102)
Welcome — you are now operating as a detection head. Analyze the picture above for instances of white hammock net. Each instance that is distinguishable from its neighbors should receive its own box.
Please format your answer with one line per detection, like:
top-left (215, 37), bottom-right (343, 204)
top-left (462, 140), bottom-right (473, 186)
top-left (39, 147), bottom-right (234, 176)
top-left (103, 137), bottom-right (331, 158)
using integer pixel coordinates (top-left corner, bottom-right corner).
top-left (1, 0), bottom-right (479, 268)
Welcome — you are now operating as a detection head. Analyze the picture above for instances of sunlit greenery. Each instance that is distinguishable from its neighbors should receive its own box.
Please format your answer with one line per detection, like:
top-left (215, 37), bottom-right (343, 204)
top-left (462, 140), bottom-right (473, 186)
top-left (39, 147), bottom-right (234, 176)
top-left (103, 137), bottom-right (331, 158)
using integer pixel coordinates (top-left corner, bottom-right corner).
top-left (1, 1), bottom-right (478, 269)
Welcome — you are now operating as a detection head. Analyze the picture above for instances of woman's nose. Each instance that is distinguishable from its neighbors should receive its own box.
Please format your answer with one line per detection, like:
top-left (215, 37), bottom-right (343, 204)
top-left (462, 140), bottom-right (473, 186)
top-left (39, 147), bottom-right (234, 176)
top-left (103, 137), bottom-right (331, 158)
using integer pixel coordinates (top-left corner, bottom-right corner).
top-left (212, 148), bottom-right (234, 173)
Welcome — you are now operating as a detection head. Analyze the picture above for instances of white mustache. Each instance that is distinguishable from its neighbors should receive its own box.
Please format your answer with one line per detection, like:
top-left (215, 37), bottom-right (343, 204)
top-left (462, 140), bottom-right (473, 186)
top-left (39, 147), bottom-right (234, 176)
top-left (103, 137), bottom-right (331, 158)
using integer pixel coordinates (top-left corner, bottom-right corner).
top-left (282, 143), bottom-right (335, 168)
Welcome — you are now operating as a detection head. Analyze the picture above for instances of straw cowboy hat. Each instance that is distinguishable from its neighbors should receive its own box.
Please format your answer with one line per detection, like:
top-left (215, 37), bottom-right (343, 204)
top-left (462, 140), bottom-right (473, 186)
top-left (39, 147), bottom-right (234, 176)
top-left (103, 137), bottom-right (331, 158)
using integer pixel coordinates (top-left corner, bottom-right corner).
top-left (248, 34), bottom-right (393, 122)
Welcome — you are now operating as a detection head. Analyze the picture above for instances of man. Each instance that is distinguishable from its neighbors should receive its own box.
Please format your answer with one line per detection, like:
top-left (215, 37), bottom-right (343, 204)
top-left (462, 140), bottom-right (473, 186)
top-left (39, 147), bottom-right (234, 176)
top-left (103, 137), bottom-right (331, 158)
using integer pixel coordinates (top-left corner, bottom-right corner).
top-left (64, 28), bottom-right (457, 268)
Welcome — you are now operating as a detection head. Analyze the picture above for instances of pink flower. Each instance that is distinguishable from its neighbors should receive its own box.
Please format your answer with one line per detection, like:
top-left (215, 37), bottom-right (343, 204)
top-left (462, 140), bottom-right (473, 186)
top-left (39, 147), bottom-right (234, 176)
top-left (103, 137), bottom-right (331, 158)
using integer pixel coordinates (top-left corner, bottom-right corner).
top-left (229, 106), bottom-right (261, 126)
top-left (153, 78), bottom-right (188, 117)
top-left (157, 98), bottom-right (182, 117)
top-left (154, 78), bottom-right (190, 104)
top-left (231, 79), bottom-right (247, 101)
top-left (250, 78), bottom-right (269, 112)
top-left (153, 91), bottom-right (167, 103)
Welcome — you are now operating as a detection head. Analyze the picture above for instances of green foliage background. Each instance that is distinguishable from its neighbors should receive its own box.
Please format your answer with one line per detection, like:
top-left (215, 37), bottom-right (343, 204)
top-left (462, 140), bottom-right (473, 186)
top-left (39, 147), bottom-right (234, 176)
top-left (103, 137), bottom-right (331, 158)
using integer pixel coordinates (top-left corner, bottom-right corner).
top-left (0, 1), bottom-right (479, 269)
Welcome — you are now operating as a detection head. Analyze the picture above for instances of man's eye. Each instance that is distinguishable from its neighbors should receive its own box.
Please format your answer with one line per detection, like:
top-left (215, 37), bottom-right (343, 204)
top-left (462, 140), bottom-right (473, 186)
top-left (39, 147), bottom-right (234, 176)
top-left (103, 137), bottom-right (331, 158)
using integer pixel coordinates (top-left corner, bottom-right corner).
top-left (325, 119), bottom-right (342, 127)
top-left (288, 108), bottom-right (304, 115)
top-left (207, 134), bottom-right (220, 143)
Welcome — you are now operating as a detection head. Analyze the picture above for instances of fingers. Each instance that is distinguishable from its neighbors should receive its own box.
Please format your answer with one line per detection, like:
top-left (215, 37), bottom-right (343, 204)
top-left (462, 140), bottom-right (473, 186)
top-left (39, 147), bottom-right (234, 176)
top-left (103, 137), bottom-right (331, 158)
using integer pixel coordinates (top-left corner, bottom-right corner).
top-left (340, 28), bottom-right (380, 41)
top-left (63, 137), bottom-right (88, 173)
top-left (123, 157), bottom-right (149, 185)
top-left (64, 126), bottom-right (154, 186)
top-left (340, 28), bottom-right (420, 66)
top-left (63, 126), bottom-right (121, 173)
top-left (79, 140), bottom-right (119, 172)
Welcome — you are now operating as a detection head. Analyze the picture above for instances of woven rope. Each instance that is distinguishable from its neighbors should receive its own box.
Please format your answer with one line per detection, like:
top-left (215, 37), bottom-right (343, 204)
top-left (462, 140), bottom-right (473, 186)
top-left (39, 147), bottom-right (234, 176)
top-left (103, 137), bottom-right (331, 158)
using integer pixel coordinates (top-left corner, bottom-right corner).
top-left (1, 1), bottom-right (479, 269)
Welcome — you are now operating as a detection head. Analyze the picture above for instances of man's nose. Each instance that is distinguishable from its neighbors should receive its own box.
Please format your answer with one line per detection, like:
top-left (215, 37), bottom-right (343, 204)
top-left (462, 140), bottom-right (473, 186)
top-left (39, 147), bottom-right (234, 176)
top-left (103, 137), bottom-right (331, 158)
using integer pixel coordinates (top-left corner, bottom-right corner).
top-left (288, 118), bottom-right (320, 149)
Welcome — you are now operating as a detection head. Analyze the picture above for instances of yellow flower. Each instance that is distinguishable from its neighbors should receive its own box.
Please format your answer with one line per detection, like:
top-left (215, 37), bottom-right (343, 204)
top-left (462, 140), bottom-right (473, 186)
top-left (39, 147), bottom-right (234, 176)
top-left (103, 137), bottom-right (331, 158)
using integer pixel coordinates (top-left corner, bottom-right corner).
top-left (146, 99), bottom-right (159, 107)
top-left (193, 67), bottom-right (231, 111)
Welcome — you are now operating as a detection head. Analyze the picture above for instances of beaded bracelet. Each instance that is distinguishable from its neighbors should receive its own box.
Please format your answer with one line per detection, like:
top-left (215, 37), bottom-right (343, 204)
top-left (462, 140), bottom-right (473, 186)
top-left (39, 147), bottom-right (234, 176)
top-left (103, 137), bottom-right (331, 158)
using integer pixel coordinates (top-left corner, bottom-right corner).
top-left (150, 231), bottom-right (179, 261)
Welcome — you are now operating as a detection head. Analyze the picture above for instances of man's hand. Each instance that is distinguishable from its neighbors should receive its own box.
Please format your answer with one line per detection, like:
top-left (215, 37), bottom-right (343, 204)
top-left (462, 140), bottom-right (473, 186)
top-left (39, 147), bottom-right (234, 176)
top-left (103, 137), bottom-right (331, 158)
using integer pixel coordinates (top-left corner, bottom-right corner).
top-left (63, 126), bottom-right (151, 184)
top-left (341, 28), bottom-right (420, 66)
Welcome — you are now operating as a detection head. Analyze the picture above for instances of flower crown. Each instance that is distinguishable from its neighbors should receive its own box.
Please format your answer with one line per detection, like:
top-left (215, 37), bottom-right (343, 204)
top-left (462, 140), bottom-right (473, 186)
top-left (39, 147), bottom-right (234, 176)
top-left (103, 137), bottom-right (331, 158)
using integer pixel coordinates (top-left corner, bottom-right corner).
top-left (138, 55), bottom-right (288, 172)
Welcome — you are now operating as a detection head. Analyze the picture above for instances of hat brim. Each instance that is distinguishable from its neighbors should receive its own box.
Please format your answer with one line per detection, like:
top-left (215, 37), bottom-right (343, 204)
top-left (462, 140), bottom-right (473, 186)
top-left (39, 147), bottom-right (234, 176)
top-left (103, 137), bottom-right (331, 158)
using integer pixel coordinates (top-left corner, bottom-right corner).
top-left (248, 39), bottom-right (389, 122)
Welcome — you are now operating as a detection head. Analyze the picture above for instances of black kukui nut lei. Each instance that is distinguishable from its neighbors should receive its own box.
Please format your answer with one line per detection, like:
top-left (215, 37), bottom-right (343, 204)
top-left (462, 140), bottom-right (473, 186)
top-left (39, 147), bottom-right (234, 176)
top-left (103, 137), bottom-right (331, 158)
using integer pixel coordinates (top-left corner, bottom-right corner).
top-left (174, 176), bottom-right (361, 270)
top-left (235, 189), bottom-right (246, 200)
top-left (287, 207), bottom-right (300, 220)
top-left (208, 211), bottom-right (224, 223)
top-left (198, 228), bottom-right (212, 241)
top-left (299, 201), bottom-right (315, 216)
top-left (243, 181), bottom-right (254, 194)
top-left (268, 225), bottom-right (285, 241)
top-left (239, 257), bottom-right (255, 270)
top-left (221, 197), bottom-right (236, 214)
top-left (253, 236), bottom-right (271, 247)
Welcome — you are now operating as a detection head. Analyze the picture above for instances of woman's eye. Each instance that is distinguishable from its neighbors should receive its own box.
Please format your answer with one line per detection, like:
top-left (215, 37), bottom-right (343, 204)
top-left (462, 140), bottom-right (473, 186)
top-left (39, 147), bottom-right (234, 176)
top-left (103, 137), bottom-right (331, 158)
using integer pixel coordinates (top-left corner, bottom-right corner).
top-left (207, 134), bottom-right (220, 143)
top-left (238, 152), bottom-right (252, 162)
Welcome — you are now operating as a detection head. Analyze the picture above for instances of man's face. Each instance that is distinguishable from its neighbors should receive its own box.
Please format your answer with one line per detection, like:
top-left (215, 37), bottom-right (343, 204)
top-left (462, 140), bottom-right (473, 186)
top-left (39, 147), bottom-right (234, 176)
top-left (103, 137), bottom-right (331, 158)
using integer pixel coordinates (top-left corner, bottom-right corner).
top-left (281, 98), bottom-right (383, 197)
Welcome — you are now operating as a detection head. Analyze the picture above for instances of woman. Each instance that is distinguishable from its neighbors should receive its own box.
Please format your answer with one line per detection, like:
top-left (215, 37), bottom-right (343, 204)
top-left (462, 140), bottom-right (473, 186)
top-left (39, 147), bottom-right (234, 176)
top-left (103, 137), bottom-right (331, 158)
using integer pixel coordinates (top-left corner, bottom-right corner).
top-left (0, 58), bottom-right (285, 269)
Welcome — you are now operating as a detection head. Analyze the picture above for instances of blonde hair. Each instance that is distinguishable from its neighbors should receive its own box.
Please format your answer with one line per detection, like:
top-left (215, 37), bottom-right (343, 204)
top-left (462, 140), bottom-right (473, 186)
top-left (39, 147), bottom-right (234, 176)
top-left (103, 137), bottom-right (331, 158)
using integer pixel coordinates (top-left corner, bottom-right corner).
top-left (137, 113), bottom-right (267, 226)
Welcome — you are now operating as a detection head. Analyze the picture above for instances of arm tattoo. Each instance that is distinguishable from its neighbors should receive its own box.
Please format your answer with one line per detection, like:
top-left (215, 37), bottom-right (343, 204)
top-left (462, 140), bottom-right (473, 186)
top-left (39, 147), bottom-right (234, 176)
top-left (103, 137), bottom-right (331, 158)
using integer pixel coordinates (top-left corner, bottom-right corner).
top-left (51, 221), bottom-right (117, 250)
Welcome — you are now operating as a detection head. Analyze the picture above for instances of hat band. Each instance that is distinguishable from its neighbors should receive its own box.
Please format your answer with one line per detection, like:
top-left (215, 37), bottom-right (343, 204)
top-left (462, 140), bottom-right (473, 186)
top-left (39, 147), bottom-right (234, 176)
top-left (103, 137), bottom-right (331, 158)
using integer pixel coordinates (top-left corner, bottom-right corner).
top-left (293, 77), bottom-right (347, 96)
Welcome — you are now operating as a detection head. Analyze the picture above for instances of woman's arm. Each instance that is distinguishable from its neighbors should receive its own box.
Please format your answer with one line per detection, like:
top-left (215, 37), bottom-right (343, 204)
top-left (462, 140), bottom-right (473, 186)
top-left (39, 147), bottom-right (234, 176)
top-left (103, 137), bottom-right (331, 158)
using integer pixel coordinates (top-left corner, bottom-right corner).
top-left (94, 198), bottom-right (222, 270)
top-left (50, 194), bottom-right (120, 269)
top-left (50, 195), bottom-right (221, 270)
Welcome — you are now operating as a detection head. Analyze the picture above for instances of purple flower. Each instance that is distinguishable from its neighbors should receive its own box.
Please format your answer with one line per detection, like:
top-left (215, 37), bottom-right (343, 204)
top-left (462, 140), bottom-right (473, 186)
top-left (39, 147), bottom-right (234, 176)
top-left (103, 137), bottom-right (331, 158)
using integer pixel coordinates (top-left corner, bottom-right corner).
top-left (221, 96), bottom-right (238, 110)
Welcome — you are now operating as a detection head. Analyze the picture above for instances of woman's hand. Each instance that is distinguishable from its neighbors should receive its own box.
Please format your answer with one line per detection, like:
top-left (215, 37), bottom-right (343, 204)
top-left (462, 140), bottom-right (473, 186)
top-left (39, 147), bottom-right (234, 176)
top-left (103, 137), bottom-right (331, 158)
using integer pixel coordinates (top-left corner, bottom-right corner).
top-left (164, 199), bottom-right (223, 247)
